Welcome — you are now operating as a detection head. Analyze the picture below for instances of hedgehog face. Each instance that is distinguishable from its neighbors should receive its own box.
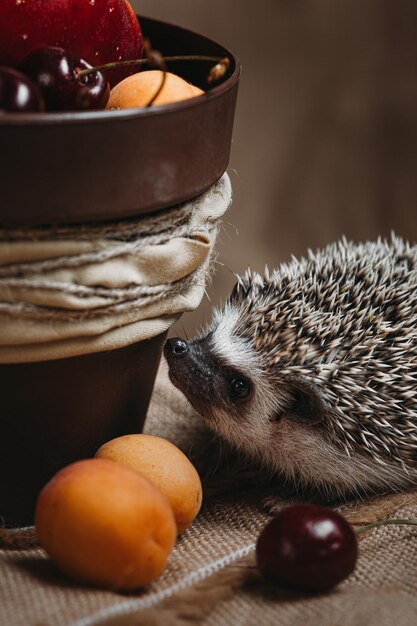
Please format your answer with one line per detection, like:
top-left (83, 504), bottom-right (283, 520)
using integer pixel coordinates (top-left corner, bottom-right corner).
top-left (164, 304), bottom-right (335, 487)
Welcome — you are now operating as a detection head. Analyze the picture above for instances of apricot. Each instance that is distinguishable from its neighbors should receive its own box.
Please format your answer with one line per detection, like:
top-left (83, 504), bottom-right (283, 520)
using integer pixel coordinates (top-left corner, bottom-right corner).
top-left (106, 70), bottom-right (204, 109)
top-left (96, 434), bottom-right (202, 533)
top-left (35, 458), bottom-right (176, 590)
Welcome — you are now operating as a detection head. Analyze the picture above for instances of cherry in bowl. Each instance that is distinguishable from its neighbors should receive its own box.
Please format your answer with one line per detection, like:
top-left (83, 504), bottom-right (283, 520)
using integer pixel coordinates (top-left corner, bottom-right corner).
top-left (0, 66), bottom-right (45, 113)
top-left (19, 47), bottom-right (109, 112)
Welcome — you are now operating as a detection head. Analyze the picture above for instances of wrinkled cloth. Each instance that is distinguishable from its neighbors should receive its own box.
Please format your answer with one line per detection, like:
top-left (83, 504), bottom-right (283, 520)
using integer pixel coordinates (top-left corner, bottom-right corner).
top-left (0, 174), bottom-right (231, 362)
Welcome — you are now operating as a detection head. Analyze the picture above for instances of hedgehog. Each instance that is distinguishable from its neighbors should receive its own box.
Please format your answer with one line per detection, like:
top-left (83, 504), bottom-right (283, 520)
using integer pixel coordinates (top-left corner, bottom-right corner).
top-left (164, 234), bottom-right (417, 501)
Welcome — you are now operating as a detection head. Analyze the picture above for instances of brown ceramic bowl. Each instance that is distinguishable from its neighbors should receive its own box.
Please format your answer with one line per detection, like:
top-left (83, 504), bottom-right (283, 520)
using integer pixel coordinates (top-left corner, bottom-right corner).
top-left (0, 15), bottom-right (240, 225)
top-left (0, 16), bottom-right (240, 525)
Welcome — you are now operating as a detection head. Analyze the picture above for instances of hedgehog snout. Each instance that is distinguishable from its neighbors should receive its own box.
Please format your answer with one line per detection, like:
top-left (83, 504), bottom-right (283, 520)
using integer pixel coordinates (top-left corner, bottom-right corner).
top-left (165, 337), bottom-right (190, 358)
top-left (164, 337), bottom-right (213, 395)
top-left (164, 337), bottom-right (192, 391)
top-left (165, 336), bottom-right (246, 421)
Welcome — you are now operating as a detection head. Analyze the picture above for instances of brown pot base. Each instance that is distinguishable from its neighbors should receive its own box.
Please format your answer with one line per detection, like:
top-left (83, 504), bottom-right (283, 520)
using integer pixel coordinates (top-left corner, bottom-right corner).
top-left (0, 333), bottom-right (167, 527)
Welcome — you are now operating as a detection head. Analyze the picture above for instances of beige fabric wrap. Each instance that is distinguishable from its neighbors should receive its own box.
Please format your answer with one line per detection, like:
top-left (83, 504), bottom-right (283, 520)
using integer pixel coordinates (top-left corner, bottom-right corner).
top-left (0, 174), bottom-right (231, 363)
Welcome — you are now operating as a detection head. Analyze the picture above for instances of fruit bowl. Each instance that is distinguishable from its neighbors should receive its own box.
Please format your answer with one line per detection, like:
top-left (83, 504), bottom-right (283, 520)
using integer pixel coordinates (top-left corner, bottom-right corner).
top-left (0, 15), bottom-right (240, 526)
top-left (0, 15), bottom-right (240, 225)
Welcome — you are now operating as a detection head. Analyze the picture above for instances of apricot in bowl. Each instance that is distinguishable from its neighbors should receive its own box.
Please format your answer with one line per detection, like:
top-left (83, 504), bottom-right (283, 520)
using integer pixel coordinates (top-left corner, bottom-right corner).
top-left (106, 70), bottom-right (204, 109)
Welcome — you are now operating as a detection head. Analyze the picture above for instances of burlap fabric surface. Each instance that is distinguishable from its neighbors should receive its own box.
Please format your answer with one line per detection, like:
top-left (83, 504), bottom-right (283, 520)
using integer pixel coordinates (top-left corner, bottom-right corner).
top-left (1, 360), bottom-right (416, 626)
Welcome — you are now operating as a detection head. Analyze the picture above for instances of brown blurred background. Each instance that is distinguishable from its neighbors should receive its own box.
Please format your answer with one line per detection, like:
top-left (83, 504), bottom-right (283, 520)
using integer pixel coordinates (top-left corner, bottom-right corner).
top-left (132, 0), bottom-right (417, 336)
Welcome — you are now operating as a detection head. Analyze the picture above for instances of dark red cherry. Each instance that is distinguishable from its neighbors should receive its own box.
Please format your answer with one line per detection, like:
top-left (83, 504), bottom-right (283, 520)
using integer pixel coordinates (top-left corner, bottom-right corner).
top-left (256, 504), bottom-right (358, 592)
top-left (19, 47), bottom-right (109, 112)
top-left (0, 66), bottom-right (45, 113)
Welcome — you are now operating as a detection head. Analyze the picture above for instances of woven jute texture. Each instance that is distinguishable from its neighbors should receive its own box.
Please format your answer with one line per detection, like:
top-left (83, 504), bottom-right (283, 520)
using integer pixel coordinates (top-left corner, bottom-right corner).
top-left (1, 359), bottom-right (416, 626)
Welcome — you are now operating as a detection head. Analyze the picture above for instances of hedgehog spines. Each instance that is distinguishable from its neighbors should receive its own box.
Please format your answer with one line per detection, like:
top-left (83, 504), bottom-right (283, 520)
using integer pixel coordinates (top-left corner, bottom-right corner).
top-left (223, 235), bottom-right (417, 471)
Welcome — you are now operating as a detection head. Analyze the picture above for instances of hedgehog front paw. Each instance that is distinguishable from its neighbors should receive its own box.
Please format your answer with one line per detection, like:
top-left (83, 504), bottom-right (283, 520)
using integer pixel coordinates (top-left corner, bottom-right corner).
top-left (262, 495), bottom-right (290, 516)
top-left (261, 479), bottom-right (304, 514)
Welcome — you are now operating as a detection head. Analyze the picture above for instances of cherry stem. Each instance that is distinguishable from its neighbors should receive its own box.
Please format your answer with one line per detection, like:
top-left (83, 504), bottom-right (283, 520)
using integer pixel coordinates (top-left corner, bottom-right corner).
top-left (355, 518), bottom-right (417, 535)
top-left (78, 55), bottom-right (227, 79)
top-left (145, 67), bottom-right (167, 108)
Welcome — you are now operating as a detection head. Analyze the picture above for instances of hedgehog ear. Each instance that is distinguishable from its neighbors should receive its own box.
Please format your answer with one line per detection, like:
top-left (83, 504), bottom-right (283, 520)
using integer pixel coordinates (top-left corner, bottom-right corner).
top-left (283, 376), bottom-right (327, 425)
top-left (229, 280), bottom-right (241, 303)
top-left (229, 278), bottom-right (246, 304)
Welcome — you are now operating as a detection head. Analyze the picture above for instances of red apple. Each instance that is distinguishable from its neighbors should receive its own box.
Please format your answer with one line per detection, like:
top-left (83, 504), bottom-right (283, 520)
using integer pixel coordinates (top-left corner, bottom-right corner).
top-left (0, 0), bottom-right (142, 86)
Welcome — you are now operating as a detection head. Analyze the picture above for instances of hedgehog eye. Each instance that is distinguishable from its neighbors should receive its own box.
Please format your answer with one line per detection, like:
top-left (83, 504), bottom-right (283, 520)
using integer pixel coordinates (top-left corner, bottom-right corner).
top-left (230, 377), bottom-right (251, 400)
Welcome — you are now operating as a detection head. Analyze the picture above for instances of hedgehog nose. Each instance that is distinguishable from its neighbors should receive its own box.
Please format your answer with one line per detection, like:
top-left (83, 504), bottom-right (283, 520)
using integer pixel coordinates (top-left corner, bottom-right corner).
top-left (164, 338), bottom-right (189, 358)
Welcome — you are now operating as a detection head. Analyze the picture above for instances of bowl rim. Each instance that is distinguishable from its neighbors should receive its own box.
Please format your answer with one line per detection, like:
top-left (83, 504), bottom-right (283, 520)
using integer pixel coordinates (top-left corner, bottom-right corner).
top-left (0, 13), bottom-right (241, 127)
